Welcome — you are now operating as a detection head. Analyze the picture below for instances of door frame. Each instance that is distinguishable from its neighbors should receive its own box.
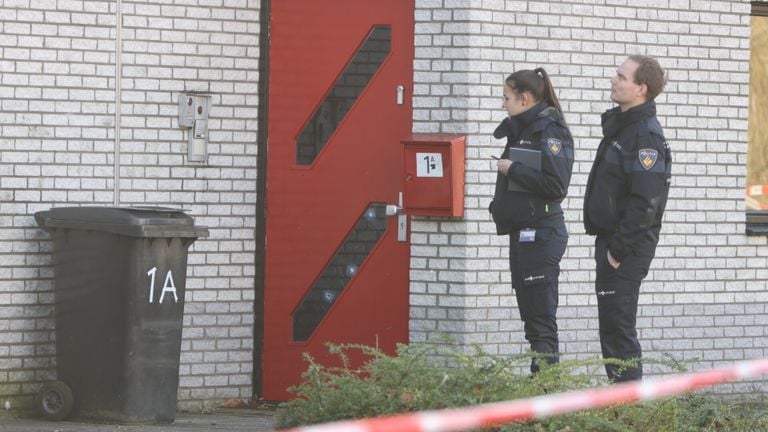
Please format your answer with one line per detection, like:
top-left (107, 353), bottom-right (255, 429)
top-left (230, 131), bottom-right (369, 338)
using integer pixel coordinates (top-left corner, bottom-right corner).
top-left (253, 0), bottom-right (271, 398)
top-left (253, 0), bottom-right (414, 400)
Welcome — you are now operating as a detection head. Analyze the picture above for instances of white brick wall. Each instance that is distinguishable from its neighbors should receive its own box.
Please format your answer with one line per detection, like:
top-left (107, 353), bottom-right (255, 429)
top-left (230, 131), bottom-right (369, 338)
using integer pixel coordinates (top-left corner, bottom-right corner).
top-left (412, 0), bottom-right (768, 395)
top-left (0, 0), bottom-right (259, 412)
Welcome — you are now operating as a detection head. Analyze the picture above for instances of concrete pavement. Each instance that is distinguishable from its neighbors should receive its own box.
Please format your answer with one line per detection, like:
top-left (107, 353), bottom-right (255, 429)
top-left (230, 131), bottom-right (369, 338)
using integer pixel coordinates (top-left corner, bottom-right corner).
top-left (0, 409), bottom-right (275, 432)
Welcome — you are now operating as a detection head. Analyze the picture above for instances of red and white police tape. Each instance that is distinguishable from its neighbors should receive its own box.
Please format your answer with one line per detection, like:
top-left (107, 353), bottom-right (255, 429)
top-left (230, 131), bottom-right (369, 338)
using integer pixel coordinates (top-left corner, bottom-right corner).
top-left (284, 358), bottom-right (768, 432)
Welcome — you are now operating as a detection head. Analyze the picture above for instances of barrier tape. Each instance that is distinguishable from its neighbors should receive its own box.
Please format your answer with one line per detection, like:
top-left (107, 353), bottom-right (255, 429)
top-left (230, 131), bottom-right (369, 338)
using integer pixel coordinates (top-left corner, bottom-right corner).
top-left (748, 185), bottom-right (768, 196)
top-left (746, 185), bottom-right (768, 209)
top-left (285, 358), bottom-right (768, 432)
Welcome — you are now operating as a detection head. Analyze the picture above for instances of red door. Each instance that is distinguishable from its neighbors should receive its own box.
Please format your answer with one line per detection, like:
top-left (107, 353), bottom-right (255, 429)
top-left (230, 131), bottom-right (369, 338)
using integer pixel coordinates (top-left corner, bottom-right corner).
top-left (263, 0), bottom-right (414, 400)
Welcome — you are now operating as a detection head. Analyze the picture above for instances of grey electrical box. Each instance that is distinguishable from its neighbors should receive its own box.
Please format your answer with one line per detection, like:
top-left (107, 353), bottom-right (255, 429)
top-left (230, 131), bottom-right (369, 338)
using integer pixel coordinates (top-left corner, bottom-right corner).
top-left (178, 93), bottom-right (211, 162)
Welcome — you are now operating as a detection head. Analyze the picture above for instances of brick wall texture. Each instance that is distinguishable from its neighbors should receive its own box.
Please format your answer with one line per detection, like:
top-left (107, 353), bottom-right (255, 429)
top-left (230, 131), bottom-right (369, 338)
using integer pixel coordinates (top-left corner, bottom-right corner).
top-left (0, 0), bottom-right (260, 412)
top-left (0, 0), bottom-right (765, 414)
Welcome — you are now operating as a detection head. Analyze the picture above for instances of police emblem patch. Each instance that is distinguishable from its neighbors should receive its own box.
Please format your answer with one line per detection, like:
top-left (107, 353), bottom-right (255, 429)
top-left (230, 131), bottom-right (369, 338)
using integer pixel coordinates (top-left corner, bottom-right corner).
top-left (547, 138), bottom-right (562, 155)
top-left (639, 148), bottom-right (658, 170)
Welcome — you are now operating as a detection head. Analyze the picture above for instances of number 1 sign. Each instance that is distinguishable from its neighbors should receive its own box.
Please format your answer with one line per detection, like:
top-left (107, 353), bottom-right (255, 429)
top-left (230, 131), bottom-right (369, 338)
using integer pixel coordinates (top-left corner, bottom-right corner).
top-left (415, 152), bottom-right (443, 177)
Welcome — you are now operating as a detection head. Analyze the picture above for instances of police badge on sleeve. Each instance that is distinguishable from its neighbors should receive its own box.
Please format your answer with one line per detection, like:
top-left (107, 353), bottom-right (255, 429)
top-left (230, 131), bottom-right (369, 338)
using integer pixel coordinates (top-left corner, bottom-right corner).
top-left (547, 138), bottom-right (562, 155)
top-left (638, 148), bottom-right (658, 170)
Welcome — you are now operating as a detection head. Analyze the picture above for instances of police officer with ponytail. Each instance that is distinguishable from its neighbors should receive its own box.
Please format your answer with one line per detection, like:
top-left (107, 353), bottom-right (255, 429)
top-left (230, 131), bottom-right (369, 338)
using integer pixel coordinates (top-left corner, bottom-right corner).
top-left (489, 68), bottom-right (574, 373)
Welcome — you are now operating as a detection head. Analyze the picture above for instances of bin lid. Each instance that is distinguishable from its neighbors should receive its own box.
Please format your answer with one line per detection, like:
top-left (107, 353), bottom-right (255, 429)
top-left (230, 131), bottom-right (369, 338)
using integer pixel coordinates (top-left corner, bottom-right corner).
top-left (34, 206), bottom-right (210, 238)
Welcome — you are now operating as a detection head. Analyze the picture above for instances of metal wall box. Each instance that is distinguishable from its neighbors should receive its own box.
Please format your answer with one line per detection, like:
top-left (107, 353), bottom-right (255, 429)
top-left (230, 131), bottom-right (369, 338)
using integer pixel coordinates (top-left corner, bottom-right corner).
top-left (402, 134), bottom-right (465, 217)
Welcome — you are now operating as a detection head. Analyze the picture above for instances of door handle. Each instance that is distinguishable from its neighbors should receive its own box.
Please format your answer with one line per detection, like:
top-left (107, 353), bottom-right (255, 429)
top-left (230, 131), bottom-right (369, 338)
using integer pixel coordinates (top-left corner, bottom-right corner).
top-left (385, 204), bottom-right (401, 216)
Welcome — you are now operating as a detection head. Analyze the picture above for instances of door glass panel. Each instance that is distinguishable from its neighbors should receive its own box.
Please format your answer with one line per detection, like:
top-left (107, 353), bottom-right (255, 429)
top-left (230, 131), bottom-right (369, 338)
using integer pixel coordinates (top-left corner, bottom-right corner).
top-left (292, 203), bottom-right (388, 341)
top-left (296, 25), bottom-right (392, 165)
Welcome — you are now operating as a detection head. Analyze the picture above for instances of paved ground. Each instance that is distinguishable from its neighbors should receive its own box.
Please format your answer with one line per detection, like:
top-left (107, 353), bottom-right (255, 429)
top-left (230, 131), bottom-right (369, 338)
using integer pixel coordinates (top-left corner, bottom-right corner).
top-left (0, 409), bottom-right (275, 432)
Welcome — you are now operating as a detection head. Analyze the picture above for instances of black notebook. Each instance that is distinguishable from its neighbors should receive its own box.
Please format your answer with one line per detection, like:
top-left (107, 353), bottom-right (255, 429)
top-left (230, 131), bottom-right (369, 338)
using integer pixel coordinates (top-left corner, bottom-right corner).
top-left (506, 147), bottom-right (541, 192)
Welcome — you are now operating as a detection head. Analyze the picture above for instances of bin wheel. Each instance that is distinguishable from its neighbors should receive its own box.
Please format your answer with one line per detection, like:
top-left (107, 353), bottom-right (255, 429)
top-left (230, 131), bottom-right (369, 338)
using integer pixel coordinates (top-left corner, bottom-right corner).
top-left (37, 380), bottom-right (74, 421)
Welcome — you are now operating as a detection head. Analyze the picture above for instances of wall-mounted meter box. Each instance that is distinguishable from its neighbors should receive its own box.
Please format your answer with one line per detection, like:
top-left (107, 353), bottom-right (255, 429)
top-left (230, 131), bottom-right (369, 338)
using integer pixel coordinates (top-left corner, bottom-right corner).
top-left (178, 93), bottom-right (212, 162)
top-left (402, 134), bottom-right (466, 217)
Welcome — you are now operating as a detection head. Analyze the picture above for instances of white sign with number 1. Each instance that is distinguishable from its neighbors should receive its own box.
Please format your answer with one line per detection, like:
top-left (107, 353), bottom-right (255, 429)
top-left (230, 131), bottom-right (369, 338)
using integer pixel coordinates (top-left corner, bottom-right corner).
top-left (147, 267), bottom-right (179, 304)
top-left (416, 152), bottom-right (443, 177)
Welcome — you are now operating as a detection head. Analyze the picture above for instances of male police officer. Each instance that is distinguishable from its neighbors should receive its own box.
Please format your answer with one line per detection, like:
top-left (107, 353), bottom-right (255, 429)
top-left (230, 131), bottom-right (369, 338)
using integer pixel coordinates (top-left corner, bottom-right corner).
top-left (583, 55), bottom-right (671, 382)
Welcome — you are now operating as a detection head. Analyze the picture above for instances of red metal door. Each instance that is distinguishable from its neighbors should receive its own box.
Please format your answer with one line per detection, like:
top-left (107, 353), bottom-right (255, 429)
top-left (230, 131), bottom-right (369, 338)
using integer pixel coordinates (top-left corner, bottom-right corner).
top-left (263, 0), bottom-right (413, 400)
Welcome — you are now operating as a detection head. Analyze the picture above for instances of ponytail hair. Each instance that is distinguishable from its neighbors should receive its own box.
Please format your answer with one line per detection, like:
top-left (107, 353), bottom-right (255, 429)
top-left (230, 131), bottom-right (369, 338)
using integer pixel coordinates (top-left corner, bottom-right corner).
top-left (504, 67), bottom-right (562, 111)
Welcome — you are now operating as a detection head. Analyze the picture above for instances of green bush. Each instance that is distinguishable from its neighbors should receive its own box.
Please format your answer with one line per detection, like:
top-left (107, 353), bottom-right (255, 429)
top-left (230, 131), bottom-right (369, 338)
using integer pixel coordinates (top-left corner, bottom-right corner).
top-left (274, 342), bottom-right (768, 431)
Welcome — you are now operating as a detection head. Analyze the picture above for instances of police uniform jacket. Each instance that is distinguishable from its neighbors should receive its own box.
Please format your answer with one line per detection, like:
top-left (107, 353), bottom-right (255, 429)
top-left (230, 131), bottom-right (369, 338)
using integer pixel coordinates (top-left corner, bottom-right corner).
top-left (490, 102), bottom-right (574, 235)
top-left (583, 100), bottom-right (672, 261)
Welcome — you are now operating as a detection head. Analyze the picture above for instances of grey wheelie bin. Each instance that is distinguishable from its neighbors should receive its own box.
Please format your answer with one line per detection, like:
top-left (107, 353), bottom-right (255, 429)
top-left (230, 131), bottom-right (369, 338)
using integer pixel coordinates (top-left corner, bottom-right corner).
top-left (34, 206), bottom-right (208, 423)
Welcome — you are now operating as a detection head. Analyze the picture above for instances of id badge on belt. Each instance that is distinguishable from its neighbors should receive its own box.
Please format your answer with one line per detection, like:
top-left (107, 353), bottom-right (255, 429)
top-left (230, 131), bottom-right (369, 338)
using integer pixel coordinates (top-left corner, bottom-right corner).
top-left (519, 228), bottom-right (536, 243)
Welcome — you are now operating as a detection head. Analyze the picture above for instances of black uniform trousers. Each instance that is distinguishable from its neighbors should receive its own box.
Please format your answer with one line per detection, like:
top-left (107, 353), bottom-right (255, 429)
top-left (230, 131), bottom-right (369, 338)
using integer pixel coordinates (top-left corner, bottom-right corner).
top-left (594, 235), bottom-right (653, 382)
top-left (509, 224), bottom-right (568, 374)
